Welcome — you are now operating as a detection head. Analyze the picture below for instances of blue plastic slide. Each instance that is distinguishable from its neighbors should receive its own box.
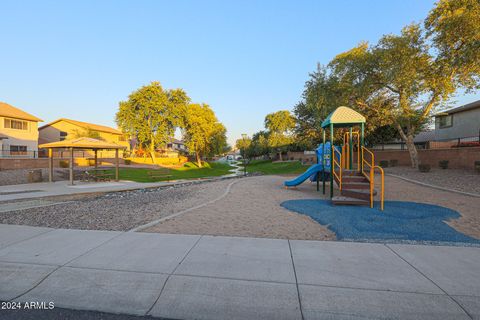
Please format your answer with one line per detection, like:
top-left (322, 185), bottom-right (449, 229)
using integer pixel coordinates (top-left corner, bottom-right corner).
top-left (284, 163), bottom-right (324, 187)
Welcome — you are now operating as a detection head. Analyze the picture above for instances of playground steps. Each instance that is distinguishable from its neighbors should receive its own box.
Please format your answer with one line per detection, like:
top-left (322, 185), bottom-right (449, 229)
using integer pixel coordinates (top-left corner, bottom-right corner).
top-left (333, 170), bottom-right (377, 206)
top-left (341, 189), bottom-right (376, 202)
top-left (332, 196), bottom-right (369, 206)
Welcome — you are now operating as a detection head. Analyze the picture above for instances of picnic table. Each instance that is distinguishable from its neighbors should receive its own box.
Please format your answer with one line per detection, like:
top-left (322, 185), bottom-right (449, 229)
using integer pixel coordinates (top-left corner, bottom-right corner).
top-left (147, 169), bottom-right (173, 181)
top-left (82, 168), bottom-right (115, 182)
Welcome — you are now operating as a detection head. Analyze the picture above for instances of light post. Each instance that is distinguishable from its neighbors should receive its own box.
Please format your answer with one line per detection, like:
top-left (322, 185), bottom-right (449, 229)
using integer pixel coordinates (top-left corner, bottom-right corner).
top-left (241, 133), bottom-right (247, 176)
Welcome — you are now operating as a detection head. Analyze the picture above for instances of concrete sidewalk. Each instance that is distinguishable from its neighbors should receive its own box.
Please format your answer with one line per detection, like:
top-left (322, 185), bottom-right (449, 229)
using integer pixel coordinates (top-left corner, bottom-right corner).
top-left (0, 180), bottom-right (174, 202)
top-left (0, 224), bottom-right (479, 320)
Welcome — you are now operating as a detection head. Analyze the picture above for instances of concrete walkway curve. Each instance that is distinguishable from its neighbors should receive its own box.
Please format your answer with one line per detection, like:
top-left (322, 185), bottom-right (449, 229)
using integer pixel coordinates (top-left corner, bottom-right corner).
top-left (0, 224), bottom-right (479, 320)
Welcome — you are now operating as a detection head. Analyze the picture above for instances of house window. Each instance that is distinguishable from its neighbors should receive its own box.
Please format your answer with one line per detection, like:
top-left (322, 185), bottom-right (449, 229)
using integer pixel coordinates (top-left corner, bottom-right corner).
top-left (4, 118), bottom-right (28, 130)
top-left (10, 145), bottom-right (27, 155)
top-left (437, 115), bottom-right (453, 129)
top-left (60, 131), bottom-right (67, 141)
top-left (119, 136), bottom-right (126, 142)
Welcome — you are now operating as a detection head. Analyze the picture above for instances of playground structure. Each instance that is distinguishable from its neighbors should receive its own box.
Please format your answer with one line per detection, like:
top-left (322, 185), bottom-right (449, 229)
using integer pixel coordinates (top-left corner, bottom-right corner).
top-left (285, 106), bottom-right (385, 210)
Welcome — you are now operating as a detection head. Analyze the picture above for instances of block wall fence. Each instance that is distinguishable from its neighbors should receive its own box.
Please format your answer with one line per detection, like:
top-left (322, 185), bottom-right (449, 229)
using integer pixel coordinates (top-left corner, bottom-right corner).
top-left (0, 158), bottom-right (125, 170)
top-left (287, 147), bottom-right (480, 170)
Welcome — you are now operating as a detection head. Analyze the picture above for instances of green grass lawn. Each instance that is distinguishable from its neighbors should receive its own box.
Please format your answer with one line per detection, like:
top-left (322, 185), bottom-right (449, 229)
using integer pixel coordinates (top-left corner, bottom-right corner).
top-left (106, 162), bottom-right (234, 182)
top-left (244, 159), bottom-right (310, 175)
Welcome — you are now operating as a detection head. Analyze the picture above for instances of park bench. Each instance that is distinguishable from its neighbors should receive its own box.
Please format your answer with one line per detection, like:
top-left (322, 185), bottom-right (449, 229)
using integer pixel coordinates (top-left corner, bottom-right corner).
top-left (147, 169), bottom-right (172, 181)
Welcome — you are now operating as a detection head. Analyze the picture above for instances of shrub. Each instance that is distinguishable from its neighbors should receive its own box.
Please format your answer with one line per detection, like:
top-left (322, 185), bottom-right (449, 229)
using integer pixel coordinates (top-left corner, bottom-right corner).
top-left (439, 160), bottom-right (449, 169)
top-left (124, 159), bottom-right (131, 165)
top-left (389, 159), bottom-right (398, 167)
top-left (379, 160), bottom-right (389, 168)
top-left (59, 160), bottom-right (69, 168)
top-left (419, 164), bottom-right (431, 172)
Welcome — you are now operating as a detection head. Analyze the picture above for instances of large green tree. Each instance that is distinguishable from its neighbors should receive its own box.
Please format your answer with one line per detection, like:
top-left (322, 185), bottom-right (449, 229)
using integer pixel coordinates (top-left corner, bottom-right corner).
top-left (207, 123), bottom-right (229, 157)
top-left (330, 0), bottom-right (479, 168)
top-left (183, 103), bottom-right (226, 167)
top-left (293, 64), bottom-right (395, 149)
top-left (116, 82), bottom-right (190, 161)
top-left (235, 136), bottom-right (252, 159)
top-left (293, 65), bottom-right (339, 148)
top-left (249, 130), bottom-right (270, 157)
top-left (264, 110), bottom-right (295, 161)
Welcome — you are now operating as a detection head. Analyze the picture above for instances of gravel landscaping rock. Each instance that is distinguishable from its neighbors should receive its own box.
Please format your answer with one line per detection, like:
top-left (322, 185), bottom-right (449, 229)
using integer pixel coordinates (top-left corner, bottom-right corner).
top-left (384, 167), bottom-right (480, 195)
top-left (0, 179), bottom-right (234, 231)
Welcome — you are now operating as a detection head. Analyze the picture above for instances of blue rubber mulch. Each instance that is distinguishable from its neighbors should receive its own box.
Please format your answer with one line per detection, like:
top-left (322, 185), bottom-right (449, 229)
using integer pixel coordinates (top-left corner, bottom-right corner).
top-left (281, 200), bottom-right (480, 244)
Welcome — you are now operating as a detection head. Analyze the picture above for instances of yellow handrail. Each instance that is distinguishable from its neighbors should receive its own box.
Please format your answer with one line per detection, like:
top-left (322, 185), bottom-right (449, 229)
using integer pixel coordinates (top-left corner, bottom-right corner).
top-left (373, 166), bottom-right (385, 211)
top-left (361, 146), bottom-right (384, 210)
top-left (332, 147), bottom-right (342, 190)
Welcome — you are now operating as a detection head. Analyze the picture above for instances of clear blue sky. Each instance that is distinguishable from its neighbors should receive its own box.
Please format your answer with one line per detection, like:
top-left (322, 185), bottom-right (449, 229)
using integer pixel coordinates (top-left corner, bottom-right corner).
top-left (1, 0), bottom-right (478, 145)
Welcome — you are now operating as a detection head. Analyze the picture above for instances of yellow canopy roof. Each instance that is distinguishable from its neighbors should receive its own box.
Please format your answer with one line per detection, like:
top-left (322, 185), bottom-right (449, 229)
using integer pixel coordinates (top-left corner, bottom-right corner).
top-left (321, 106), bottom-right (366, 128)
top-left (39, 137), bottom-right (126, 149)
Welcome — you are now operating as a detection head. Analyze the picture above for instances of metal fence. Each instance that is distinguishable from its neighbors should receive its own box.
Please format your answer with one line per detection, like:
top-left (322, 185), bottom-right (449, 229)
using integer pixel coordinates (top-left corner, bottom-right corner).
top-left (371, 135), bottom-right (480, 151)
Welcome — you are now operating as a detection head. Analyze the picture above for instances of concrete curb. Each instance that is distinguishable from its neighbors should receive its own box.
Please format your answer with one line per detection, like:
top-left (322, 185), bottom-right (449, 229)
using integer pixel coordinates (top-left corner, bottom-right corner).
top-left (386, 174), bottom-right (480, 198)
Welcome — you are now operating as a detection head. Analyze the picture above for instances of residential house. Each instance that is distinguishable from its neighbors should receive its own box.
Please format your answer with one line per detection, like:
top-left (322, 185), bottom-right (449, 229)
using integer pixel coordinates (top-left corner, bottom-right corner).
top-left (39, 118), bottom-right (129, 157)
top-left (0, 102), bottom-right (43, 158)
top-left (167, 138), bottom-right (187, 152)
top-left (434, 100), bottom-right (480, 141)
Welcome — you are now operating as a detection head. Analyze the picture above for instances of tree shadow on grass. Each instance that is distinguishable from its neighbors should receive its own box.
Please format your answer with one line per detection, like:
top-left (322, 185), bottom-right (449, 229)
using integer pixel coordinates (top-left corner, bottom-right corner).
top-left (281, 200), bottom-right (480, 244)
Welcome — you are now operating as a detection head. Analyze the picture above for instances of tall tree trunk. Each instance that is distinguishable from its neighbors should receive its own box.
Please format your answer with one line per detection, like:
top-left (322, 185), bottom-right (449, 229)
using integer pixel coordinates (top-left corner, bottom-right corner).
top-left (149, 139), bottom-right (156, 164)
top-left (395, 124), bottom-right (419, 169)
top-left (278, 150), bottom-right (283, 161)
top-left (405, 134), bottom-right (419, 169)
top-left (196, 148), bottom-right (202, 167)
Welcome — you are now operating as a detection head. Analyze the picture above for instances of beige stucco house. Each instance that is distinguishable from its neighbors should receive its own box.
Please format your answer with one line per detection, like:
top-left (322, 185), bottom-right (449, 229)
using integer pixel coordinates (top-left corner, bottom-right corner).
top-left (0, 102), bottom-right (43, 158)
top-left (39, 118), bottom-right (129, 157)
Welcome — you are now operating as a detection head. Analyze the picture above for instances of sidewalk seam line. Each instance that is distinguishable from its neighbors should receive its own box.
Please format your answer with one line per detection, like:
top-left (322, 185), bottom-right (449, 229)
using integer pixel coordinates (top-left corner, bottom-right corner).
top-left (0, 228), bottom-right (55, 251)
top-left (9, 231), bottom-right (125, 302)
top-left (385, 244), bottom-right (474, 320)
top-left (145, 234), bottom-right (204, 316)
top-left (288, 239), bottom-right (305, 320)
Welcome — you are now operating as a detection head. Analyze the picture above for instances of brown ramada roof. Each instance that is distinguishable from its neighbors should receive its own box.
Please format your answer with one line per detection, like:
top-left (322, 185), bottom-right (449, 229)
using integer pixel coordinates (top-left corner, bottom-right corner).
top-left (39, 137), bottom-right (126, 149)
top-left (0, 102), bottom-right (43, 122)
top-left (39, 118), bottom-right (123, 135)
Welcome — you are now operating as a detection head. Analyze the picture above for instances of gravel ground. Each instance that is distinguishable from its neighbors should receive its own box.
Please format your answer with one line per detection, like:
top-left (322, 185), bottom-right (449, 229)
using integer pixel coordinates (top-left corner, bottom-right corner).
top-left (384, 166), bottom-right (480, 195)
top-left (1, 171), bottom-right (478, 241)
top-left (144, 175), bottom-right (336, 241)
top-left (377, 175), bottom-right (480, 240)
top-left (0, 179), bottom-right (234, 231)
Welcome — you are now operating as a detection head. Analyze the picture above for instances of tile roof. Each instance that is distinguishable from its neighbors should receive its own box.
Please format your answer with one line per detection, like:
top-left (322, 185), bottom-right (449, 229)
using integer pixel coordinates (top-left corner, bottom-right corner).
top-left (0, 102), bottom-right (43, 122)
top-left (39, 118), bottom-right (123, 135)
